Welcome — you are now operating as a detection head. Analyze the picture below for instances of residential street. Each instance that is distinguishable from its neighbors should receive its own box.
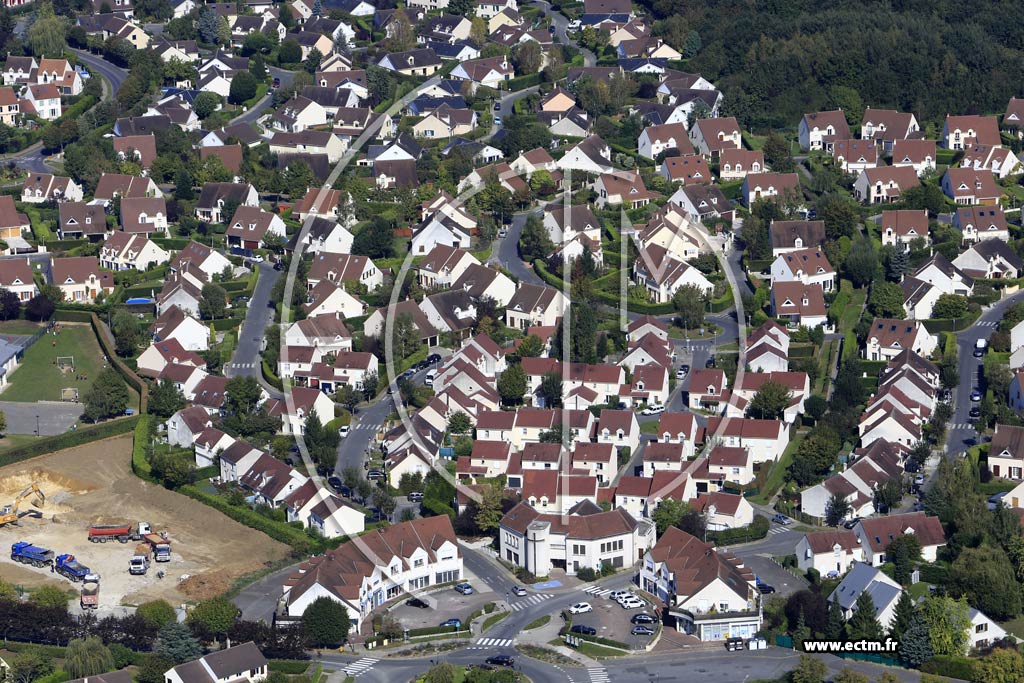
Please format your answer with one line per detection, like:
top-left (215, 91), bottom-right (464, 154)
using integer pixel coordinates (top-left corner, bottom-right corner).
top-left (69, 48), bottom-right (129, 96)
top-left (226, 261), bottom-right (281, 395)
top-left (493, 210), bottom-right (544, 286)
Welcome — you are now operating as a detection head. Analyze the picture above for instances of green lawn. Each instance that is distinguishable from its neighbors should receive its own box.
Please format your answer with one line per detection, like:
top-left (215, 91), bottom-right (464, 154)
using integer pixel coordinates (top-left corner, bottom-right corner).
top-left (0, 320), bottom-right (44, 335)
top-left (639, 420), bottom-right (659, 434)
top-left (906, 581), bottom-right (932, 601)
top-left (2, 324), bottom-right (105, 402)
top-left (1001, 615), bottom-right (1024, 640)
top-left (524, 615), bottom-right (551, 631)
top-left (750, 430), bottom-right (806, 505)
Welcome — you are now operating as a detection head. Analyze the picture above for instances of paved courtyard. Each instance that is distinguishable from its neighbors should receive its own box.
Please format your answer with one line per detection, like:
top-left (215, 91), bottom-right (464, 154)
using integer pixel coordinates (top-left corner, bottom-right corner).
top-left (0, 401), bottom-right (83, 435)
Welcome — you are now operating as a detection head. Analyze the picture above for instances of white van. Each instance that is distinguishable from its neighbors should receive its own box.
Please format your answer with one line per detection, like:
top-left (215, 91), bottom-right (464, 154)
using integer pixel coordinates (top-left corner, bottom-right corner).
top-left (425, 369), bottom-right (437, 386)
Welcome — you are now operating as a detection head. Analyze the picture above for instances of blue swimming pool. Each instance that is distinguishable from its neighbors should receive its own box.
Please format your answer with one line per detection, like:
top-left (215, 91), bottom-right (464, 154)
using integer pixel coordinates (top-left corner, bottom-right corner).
top-left (125, 297), bottom-right (155, 305)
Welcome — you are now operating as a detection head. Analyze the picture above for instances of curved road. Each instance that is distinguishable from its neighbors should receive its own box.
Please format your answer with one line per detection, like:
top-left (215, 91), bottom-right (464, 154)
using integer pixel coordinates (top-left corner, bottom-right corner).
top-left (69, 48), bottom-right (129, 97)
top-left (532, 0), bottom-right (597, 67)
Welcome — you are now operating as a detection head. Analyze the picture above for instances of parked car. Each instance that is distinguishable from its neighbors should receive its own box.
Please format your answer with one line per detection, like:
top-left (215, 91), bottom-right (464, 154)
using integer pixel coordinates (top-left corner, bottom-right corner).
top-left (608, 590), bottom-right (631, 601)
top-left (970, 389), bottom-right (982, 402)
top-left (969, 406), bottom-right (981, 418)
top-left (772, 513), bottom-right (790, 525)
top-left (640, 404), bottom-right (665, 416)
top-left (338, 485), bottom-right (352, 498)
top-left (842, 517), bottom-right (861, 529)
top-left (406, 597), bottom-right (429, 609)
top-left (618, 596), bottom-right (645, 610)
top-left (758, 584), bottom-right (776, 595)
top-left (440, 618), bottom-right (462, 628)
top-left (631, 613), bottom-right (657, 624)
top-left (408, 492), bottom-right (424, 502)
top-left (327, 476), bottom-right (344, 492)
top-left (273, 261), bottom-right (285, 271)
top-left (494, 115), bottom-right (502, 126)
top-left (569, 602), bottom-right (592, 614)
top-left (455, 582), bottom-right (474, 595)
top-left (338, 425), bottom-right (350, 438)
top-left (272, 77), bottom-right (281, 88)
top-left (498, 227), bottom-right (508, 238)
top-left (493, 101), bottom-right (501, 111)
top-left (631, 625), bottom-right (655, 636)
top-left (367, 469), bottom-right (385, 480)
top-left (705, 356), bottom-right (716, 368)
top-left (512, 586), bottom-right (527, 596)
top-left (675, 366), bottom-right (688, 378)
top-left (485, 656), bottom-right (514, 668)
top-left (680, 364), bottom-right (690, 374)
top-left (570, 624), bottom-right (596, 635)
top-left (567, 19), bottom-right (580, 30)
top-left (427, 353), bottom-right (442, 364)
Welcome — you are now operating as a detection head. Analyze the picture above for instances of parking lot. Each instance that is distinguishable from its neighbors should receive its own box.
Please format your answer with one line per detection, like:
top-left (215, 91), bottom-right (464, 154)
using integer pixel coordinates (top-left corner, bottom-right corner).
top-left (388, 576), bottom-right (498, 630)
top-left (566, 590), bottom-right (661, 649)
top-left (742, 556), bottom-right (807, 597)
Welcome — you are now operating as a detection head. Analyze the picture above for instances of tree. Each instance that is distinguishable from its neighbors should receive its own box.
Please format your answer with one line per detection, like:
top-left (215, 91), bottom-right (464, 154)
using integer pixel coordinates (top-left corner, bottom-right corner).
top-left (832, 670), bottom-right (868, 683)
top-left (149, 379), bottom-right (187, 418)
top-left (199, 283), bottom-right (227, 320)
top-left (672, 284), bottom-right (708, 329)
top-left (539, 371), bottom-right (563, 408)
top-left (950, 545), bottom-right (1022, 620)
top-left (9, 653), bottom-right (53, 683)
top-left (897, 615), bottom-right (933, 667)
top-left (497, 363), bottom-right (527, 406)
top-left (311, 0), bottom-right (321, 17)
top-left (397, 472), bottom-right (423, 496)
top-left (278, 39), bottom-right (302, 64)
top-left (83, 368), bottom-right (129, 422)
top-left (512, 41), bottom-right (542, 74)
top-left (137, 599), bottom-right (178, 629)
top-left (302, 596), bottom-right (351, 647)
top-left (932, 294), bottom-right (969, 320)
top-left (875, 478), bottom-right (904, 514)
top-left (197, 7), bottom-right (220, 43)
top-left (304, 47), bottom-right (322, 74)
top-left (448, 0), bottom-right (473, 15)
top-left (0, 288), bottom-right (19, 320)
top-left (885, 534), bottom-right (921, 585)
top-left (519, 214), bottom-right (554, 262)
top-left (844, 235), bottom-right (879, 288)
top-left (28, 0), bottom-right (65, 58)
top-left (916, 596), bottom-right (971, 656)
top-left (818, 195), bottom-right (858, 240)
top-left (867, 281), bottom-right (906, 319)
top-left (517, 334), bottom-right (545, 359)
top-left (424, 663), bottom-right (457, 683)
top-left (303, 412), bottom-right (339, 469)
top-left (0, 410), bottom-right (6, 436)
top-left (804, 395), bottom-right (828, 422)
top-left (790, 655), bottom-right (828, 683)
top-left (361, 371), bottom-right (379, 401)
top-left (64, 637), bottom-right (114, 679)
top-left (26, 292), bottom-right (55, 321)
top-left (154, 622), bottom-right (202, 664)
top-left (824, 492), bottom-right (851, 527)
top-left (888, 590), bottom-right (915, 643)
top-left (474, 482), bottom-right (504, 532)
top-left (392, 312), bottom-right (420, 359)
top-left (825, 596), bottom-right (846, 640)
top-left (111, 308), bottom-right (143, 356)
top-left (352, 217), bottom-right (397, 258)
top-left (447, 411), bottom-right (472, 435)
top-left (335, 384), bottom-right (360, 413)
top-left (192, 91), bottom-right (222, 119)
top-left (974, 648), bottom-right (1024, 683)
top-left (250, 53), bottom-right (267, 81)
top-left (748, 380), bottom-right (792, 420)
top-left (762, 132), bottom-right (794, 173)
top-left (884, 243), bottom-right (909, 281)
top-left (847, 591), bottom-right (883, 641)
top-left (30, 585), bottom-right (69, 609)
top-left (228, 70), bottom-right (258, 105)
top-left (187, 596), bottom-right (237, 641)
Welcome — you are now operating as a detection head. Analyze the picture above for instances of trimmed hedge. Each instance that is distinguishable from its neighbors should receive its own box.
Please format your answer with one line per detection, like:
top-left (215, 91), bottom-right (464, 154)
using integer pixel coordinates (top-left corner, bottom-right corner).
top-left (577, 633), bottom-right (630, 650)
top-left (131, 415), bottom-right (153, 480)
top-left (920, 656), bottom-right (976, 681)
top-left (407, 625), bottom-right (462, 637)
top-left (262, 360), bottom-right (284, 390)
top-left (152, 237), bottom-right (192, 250)
top-left (211, 318), bottom-right (242, 331)
top-left (922, 313), bottom-right (979, 333)
top-left (0, 415), bottom-right (139, 468)
top-left (44, 238), bottom-right (90, 251)
top-left (916, 563), bottom-right (949, 585)
top-left (54, 309), bottom-right (94, 323)
top-left (707, 515), bottom-right (770, 545)
top-left (85, 311), bottom-right (148, 412)
top-left (267, 661), bottom-right (311, 674)
top-left (177, 484), bottom-right (316, 556)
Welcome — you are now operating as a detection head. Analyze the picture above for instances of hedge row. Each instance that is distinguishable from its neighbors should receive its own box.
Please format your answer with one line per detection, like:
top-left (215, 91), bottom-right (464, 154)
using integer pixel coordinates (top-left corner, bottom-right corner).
top-left (221, 279), bottom-right (252, 293)
top-left (131, 416), bottom-right (153, 480)
top-left (532, 259), bottom-right (678, 315)
top-left (920, 656), bottom-right (976, 681)
top-left (177, 484), bottom-right (316, 556)
top-left (267, 661), bottom-right (311, 674)
top-left (211, 318), bottom-right (242, 331)
top-left (922, 312), bottom-right (980, 333)
top-left (44, 238), bottom-right (90, 251)
top-left (577, 633), bottom-right (631, 650)
top-left (407, 625), bottom-right (462, 637)
top-left (0, 415), bottom-right (139, 468)
top-left (85, 312), bottom-right (148, 412)
top-left (152, 237), bottom-right (192, 250)
top-left (262, 360), bottom-right (284, 390)
top-left (54, 309), bottom-right (94, 323)
top-left (707, 515), bottom-right (770, 546)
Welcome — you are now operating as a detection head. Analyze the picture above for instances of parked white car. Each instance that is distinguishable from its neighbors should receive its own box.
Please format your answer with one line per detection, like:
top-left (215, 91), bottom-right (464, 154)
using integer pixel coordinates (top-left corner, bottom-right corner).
top-left (618, 596), bottom-right (645, 610)
top-left (569, 602), bottom-right (593, 614)
top-left (640, 404), bottom-right (665, 416)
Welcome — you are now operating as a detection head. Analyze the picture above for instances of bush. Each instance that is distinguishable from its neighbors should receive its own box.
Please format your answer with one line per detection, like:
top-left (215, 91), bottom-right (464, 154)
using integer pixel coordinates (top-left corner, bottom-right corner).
top-left (407, 625), bottom-right (462, 637)
top-left (706, 515), bottom-right (770, 545)
top-left (920, 656), bottom-right (976, 681)
top-left (267, 661), bottom-right (311, 675)
top-left (575, 567), bottom-right (598, 582)
top-left (576, 633), bottom-right (631, 650)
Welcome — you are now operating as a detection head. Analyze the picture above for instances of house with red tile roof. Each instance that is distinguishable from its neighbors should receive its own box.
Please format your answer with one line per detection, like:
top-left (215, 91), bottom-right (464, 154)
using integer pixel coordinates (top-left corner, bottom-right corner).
top-left (795, 530), bottom-right (864, 576)
top-left (942, 114), bottom-right (1001, 149)
top-left (853, 512), bottom-right (946, 565)
top-left (692, 491), bottom-right (754, 530)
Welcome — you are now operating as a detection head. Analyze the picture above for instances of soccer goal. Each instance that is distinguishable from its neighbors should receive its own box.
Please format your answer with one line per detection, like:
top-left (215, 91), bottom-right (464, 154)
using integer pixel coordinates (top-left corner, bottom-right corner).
top-left (61, 387), bottom-right (79, 402)
top-left (56, 356), bottom-right (75, 372)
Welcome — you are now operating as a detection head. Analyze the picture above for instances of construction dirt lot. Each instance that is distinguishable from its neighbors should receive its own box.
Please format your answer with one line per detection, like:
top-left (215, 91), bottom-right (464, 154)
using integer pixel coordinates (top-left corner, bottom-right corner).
top-left (0, 434), bottom-right (290, 610)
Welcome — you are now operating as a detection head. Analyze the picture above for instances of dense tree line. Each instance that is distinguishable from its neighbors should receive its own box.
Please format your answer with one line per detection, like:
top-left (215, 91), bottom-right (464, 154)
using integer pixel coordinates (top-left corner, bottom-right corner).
top-left (641, 0), bottom-right (1024, 130)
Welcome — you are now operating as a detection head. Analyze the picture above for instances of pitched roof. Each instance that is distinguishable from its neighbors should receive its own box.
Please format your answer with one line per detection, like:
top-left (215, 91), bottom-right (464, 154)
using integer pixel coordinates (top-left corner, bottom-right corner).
top-left (855, 512), bottom-right (945, 552)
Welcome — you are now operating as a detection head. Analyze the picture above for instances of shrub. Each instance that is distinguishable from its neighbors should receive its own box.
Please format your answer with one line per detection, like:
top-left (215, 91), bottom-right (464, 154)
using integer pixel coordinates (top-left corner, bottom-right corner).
top-left (575, 567), bottom-right (598, 582)
top-left (707, 515), bottom-right (770, 545)
top-left (920, 656), bottom-right (976, 681)
top-left (0, 416), bottom-right (139, 468)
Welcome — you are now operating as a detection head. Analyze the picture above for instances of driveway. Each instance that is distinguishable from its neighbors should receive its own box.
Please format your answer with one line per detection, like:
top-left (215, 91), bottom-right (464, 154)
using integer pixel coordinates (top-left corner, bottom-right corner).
top-left (492, 210), bottom-right (543, 286)
top-left (0, 400), bottom-right (82, 435)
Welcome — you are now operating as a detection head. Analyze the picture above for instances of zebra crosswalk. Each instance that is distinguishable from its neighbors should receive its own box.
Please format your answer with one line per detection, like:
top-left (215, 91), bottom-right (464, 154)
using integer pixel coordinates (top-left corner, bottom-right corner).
top-left (341, 658), bottom-right (378, 677)
top-left (509, 593), bottom-right (555, 611)
top-left (588, 667), bottom-right (610, 683)
top-left (976, 320), bottom-right (997, 328)
top-left (228, 362), bottom-right (256, 369)
top-left (468, 638), bottom-right (513, 649)
top-left (768, 526), bottom-right (789, 535)
top-left (581, 585), bottom-right (612, 597)
top-left (950, 422), bottom-right (975, 430)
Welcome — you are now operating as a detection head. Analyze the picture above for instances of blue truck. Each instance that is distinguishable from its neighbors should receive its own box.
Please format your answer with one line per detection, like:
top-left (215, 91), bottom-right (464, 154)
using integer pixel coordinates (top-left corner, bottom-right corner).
top-left (54, 554), bottom-right (93, 582)
top-left (11, 542), bottom-right (54, 568)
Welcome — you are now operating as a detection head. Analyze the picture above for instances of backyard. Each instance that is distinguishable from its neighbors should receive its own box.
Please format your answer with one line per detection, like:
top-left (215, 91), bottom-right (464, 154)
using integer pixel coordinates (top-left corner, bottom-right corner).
top-left (1, 323), bottom-right (106, 403)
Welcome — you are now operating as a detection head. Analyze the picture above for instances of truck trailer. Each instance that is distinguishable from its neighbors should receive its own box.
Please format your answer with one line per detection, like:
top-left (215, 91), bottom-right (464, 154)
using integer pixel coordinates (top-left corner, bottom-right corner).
top-left (10, 541), bottom-right (54, 567)
top-left (80, 581), bottom-right (99, 609)
top-left (87, 522), bottom-right (153, 543)
top-left (55, 554), bottom-right (93, 582)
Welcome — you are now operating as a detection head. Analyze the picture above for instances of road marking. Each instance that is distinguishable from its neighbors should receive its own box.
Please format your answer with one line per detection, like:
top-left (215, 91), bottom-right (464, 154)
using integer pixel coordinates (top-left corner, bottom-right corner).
top-left (469, 638), bottom-right (513, 648)
top-left (768, 527), bottom-right (788, 535)
top-left (588, 667), bottom-right (610, 683)
top-left (509, 593), bottom-right (555, 610)
top-left (582, 585), bottom-right (611, 596)
top-left (341, 658), bottom-right (378, 677)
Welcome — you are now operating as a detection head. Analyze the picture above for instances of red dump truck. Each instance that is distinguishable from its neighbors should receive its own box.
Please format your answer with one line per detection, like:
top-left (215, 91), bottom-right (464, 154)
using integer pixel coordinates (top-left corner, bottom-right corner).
top-left (80, 580), bottom-right (99, 609)
top-left (88, 522), bottom-right (152, 543)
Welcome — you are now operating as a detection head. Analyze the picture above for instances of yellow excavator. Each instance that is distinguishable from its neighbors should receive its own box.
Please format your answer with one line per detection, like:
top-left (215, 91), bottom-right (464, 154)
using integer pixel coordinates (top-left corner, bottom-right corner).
top-left (0, 483), bottom-right (45, 527)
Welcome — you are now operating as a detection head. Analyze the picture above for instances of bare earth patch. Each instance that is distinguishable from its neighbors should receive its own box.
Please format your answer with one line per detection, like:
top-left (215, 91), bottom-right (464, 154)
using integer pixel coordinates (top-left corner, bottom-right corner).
top-left (0, 434), bottom-right (289, 609)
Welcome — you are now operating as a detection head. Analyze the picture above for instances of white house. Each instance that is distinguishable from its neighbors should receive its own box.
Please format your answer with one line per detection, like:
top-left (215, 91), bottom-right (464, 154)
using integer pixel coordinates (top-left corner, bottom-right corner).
top-left (852, 512), bottom-right (946, 566)
top-left (163, 642), bottom-right (267, 683)
top-left (795, 531), bottom-right (865, 576)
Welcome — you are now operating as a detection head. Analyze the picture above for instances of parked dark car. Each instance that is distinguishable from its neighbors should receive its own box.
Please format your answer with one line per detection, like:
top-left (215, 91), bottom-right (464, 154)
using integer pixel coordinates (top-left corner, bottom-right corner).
top-left (630, 613), bottom-right (656, 624)
top-left (327, 476), bottom-right (344, 492)
top-left (843, 517), bottom-right (861, 529)
top-left (427, 353), bottom-right (442, 364)
top-left (485, 656), bottom-right (514, 668)
top-left (758, 584), bottom-right (776, 595)
top-left (441, 618), bottom-right (462, 628)
top-left (274, 261), bottom-right (285, 271)
top-left (406, 597), bottom-right (429, 609)
top-left (969, 406), bottom-right (981, 418)
top-left (367, 469), bottom-right (385, 480)
top-left (272, 77), bottom-right (281, 88)
top-left (570, 624), bottom-right (596, 635)
top-left (408, 491), bottom-right (424, 502)
top-left (705, 356), bottom-right (716, 368)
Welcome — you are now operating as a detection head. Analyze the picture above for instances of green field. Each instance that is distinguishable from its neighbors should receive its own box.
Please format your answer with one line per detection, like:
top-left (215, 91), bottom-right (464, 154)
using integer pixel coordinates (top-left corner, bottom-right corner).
top-left (1, 324), bottom-right (105, 403)
top-left (0, 320), bottom-right (45, 336)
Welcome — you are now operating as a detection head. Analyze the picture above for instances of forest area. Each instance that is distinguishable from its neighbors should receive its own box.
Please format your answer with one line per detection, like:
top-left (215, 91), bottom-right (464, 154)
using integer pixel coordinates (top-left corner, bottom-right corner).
top-left (643, 0), bottom-right (1024, 131)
